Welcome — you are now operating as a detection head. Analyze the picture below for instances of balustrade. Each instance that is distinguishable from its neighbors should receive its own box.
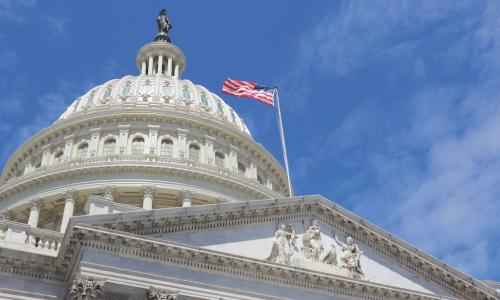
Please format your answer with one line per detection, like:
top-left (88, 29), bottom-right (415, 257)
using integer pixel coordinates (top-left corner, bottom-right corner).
top-left (0, 220), bottom-right (63, 257)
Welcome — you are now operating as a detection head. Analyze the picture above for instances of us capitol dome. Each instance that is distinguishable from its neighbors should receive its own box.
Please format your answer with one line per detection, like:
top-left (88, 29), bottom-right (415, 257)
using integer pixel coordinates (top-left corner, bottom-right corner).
top-left (0, 15), bottom-right (288, 234)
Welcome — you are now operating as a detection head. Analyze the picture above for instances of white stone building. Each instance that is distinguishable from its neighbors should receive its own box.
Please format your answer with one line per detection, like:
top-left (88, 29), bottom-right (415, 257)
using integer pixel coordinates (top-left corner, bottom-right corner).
top-left (0, 11), bottom-right (498, 300)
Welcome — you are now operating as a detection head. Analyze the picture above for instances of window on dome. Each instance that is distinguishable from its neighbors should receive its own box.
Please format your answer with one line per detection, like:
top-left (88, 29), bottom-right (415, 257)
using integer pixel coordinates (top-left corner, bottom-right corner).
top-left (238, 162), bottom-right (246, 176)
top-left (131, 137), bottom-right (145, 155)
top-left (54, 150), bottom-right (64, 163)
top-left (77, 143), bottom-right (88, 158)
top-left (103, 138), bottom-right (116, 155)
top-left (200, 94), bottom-right (209, 107)
top-left (215, 151), bottom-right (225, 167)
top-left (160, 139), bottom-right (173, 157)
top-left (104, 86), bottom-right (113, 98)
top-left (162, 83), bottom-right (172, 96)
top-left (216, 101), bottom-right (225, 115)
top-left (182, 87), bottom-right (190, 101)
top-left (122, 83), bottom-right (132, 96)
top-left (189, 144), bottom-right (200, 162)
top-left (142, 81), bottom-right (152, 95)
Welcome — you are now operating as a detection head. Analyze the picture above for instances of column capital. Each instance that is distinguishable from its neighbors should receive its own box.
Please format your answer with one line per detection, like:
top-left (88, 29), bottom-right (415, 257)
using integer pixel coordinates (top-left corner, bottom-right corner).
top-left (142, 185), bottom-right (156, 197)
top-left (0, 209), bottom-right (13, 220)
top-left (69, 276), bottom-right (105, 299)
top-left (102, 185), bottom-right (116, 201)
top-left (28, 197), bottom-right (43, 210)
top-left (65, 189), bottom-right (77, 202)
top-left (180, 190), bottom-right (192, 201)
top-left (147, 286), bottom-right (178, 300)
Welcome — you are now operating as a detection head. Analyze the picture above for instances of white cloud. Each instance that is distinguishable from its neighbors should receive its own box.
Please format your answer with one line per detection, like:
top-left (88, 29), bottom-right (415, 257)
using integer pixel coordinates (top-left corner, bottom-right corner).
top-left (287, 1), bottom-right (500, 280)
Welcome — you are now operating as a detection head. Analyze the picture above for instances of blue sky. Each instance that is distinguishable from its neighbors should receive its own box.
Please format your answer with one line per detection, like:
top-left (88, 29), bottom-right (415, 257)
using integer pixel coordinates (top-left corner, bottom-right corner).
top-left (1, 1), bottom-right (499, 281)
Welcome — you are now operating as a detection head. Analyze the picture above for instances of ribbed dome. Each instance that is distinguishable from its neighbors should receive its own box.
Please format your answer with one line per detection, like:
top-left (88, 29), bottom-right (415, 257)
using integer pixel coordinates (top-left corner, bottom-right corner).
top-left (59, 74), bottom-right (251, 135)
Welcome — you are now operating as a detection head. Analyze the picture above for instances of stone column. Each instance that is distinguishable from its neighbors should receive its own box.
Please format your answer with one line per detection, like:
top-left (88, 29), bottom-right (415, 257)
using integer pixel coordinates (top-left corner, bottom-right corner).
top-left (148, 56), bottom-right (154, 75)
top-left (103, 185), bottom-right (116, 201)
top-left (27, 198), bottom-right (42, 228)
top-left (167, 58), bottom-right (173, 76)
top-left (180, 190), bottom-right (192, 207)
top-left (141, 61), bottom-right (147, 75)
top-left (60, 190), bottom-right (77, 233)
top-left (174, 64), bottom-right (179, 79)
top-left (157, 55), bottom-right (163, 74)
top-left (142, 186), bottom-right (155, 210)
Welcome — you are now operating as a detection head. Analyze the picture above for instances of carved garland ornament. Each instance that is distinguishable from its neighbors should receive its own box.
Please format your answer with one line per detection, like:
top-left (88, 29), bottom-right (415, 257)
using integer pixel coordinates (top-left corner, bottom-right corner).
top-left (69, 276), bottom-right (105, 300)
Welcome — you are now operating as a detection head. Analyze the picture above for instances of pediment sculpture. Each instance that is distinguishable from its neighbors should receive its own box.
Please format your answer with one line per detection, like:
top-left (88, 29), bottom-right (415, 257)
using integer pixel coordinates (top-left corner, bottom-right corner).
top-left (266, 220), bottom-right (365, 280)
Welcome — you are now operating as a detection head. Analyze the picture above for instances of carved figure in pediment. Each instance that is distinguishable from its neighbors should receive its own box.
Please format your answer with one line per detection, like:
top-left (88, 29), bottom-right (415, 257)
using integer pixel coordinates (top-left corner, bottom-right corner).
top-left (266, 223), bottom-right (297, 265)
top-left (334, 235), bottom-right (365, 279)
top-left (301, 219), bottom-right (324, 261)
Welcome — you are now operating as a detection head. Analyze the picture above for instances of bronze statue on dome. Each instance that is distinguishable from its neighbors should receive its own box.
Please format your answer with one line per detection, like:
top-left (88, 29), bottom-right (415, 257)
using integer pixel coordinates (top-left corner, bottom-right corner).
top-left (155, 9), bottom-right (172, 43)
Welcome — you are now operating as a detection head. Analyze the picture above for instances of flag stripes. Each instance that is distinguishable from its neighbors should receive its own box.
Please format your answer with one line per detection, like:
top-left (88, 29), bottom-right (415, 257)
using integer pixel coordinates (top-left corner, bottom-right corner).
top-left (222, 78), bottom-right (274, 106)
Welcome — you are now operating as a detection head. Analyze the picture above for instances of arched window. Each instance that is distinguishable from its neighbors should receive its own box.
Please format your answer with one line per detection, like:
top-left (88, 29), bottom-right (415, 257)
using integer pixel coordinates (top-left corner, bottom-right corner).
top-left (160, 139), bottom-right (173, 157)
top-left (182, 86), bottom-right (190, 101)
top-left (76, 143), bottom-right (88, 158)
top-left (215, 151), bottom-right (225, 167)
top-left (200, 94), bottom-right (209, 107)
top-left (162, 82), bottom-right (171, 96)
top-left (54, 150), bottom-right (64, 163)
top-left (238, 162), bottom-right (246, 176)
top-left (189, 144), bottom-right (200, 162)
top-left (122, 82), bottom-right (132, 96)
top-left (131, 137), bottom-right (145, 155)
top-left (103, 138), bottom-right (116, 155)
top-left (257, 175), bottom-right (264, 184)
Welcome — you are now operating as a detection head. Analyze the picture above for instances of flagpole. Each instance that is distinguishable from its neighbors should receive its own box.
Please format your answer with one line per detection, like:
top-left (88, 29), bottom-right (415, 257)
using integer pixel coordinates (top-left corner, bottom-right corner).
top-left (273, 87), bottom-right (293, 197)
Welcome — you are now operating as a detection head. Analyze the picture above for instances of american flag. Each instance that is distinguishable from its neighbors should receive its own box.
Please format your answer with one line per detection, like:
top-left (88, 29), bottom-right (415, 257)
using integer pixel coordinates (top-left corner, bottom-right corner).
top-left (222, 78), bottom-right (274, 107)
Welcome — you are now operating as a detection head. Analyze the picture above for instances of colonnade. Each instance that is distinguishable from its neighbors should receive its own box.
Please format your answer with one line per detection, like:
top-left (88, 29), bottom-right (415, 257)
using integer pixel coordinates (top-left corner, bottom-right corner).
top-left (141, 55), bottom-right (180, 78)
top-left (5, 185), bottom-right (195, 233)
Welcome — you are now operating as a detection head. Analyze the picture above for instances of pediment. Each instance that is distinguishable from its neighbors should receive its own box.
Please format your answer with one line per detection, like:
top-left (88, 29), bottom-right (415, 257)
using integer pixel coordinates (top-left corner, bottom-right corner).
top-left (67, 195), bottom-right (498, 300)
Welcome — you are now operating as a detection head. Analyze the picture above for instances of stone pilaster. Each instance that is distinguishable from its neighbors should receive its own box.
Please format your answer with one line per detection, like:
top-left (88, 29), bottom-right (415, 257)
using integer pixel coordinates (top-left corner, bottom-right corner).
top-left (118, 125), bottom-right (130, 155)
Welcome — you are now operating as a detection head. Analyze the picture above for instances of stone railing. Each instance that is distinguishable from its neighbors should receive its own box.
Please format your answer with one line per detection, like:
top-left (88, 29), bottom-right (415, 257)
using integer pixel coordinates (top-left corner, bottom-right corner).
top-left (0, 220), bottom-right (63, 257)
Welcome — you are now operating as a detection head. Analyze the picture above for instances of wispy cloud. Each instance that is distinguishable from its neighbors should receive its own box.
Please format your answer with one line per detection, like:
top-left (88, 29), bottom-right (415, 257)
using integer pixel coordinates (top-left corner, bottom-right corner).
top-left (288, 1), bottom-right (500, 280)
top-left (0, 0), bottom-right (36, 23)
